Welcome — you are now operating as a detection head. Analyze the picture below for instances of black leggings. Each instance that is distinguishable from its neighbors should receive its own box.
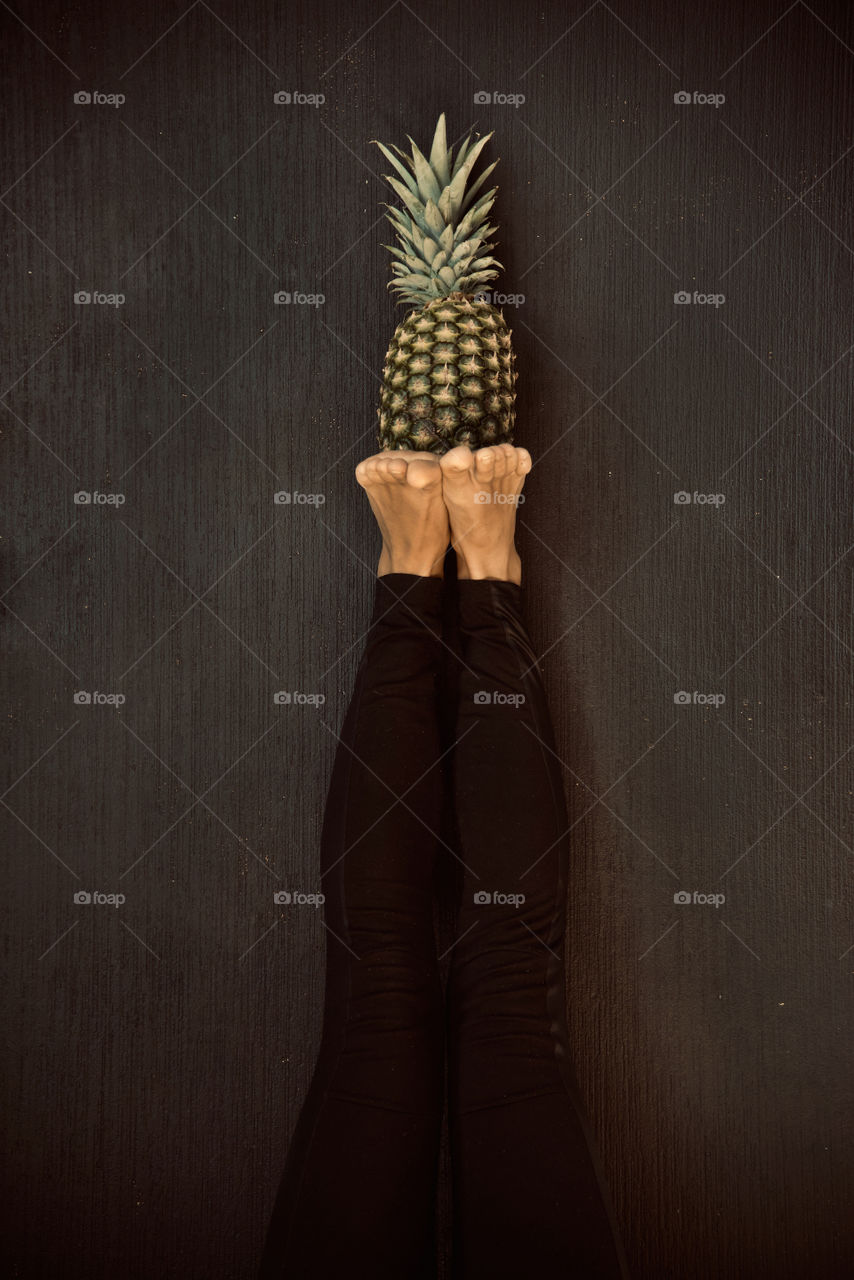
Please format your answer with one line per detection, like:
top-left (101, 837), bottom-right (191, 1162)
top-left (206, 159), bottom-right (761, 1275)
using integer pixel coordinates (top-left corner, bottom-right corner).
top-left (258, 573), bottom-right (630, 1279)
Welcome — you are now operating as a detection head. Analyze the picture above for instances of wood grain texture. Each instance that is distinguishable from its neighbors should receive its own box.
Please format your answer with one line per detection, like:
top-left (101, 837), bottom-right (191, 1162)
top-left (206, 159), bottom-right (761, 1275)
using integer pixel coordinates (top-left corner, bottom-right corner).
top-left (2, 1), bottom-right (853, 1276)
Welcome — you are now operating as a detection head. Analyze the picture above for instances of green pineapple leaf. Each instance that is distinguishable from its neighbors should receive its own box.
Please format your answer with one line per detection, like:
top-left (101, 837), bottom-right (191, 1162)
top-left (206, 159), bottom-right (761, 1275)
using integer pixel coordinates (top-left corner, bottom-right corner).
top-left (423, 199), bottom-right (445, 236)
top-left (443, 133), bottom-right (493, 221)
top-left (460, 164), bottom-right (499, 216)
top-left (428, 113), bottom-right (451, 188)
top-left (375, 115), bottom-right (504, 304)
top-left (371, 140), bottom-right (419, 195)
top-left (384, 175), bottom-right (425, 223)
top-left (452, 133), bottom-right (472, 175)
top-left (454, 199), bottom-right (496, 242)
top-left (405, 135), bottom-right (442, 205)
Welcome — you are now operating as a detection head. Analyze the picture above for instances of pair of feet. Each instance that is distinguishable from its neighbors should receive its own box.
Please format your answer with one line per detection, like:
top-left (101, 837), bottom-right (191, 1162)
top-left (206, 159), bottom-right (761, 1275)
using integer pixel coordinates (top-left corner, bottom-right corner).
top-left (355, 443), bottom-right (532, 585)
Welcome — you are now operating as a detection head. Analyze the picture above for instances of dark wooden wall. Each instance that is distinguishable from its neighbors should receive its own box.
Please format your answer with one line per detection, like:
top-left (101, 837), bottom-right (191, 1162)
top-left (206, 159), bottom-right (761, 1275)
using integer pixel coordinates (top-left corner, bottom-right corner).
top-left (2, 1), bottom-right (853, 1276)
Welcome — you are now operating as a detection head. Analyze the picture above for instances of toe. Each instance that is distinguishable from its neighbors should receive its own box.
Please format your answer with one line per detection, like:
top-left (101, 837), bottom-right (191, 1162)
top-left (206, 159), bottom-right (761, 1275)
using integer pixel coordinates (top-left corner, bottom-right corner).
top-left (406, 457), bottom-right (442, 489)
top-left (382, 456), bottom-right (409, 482)
top-left (440, 445), bottom-right (475, 477)
top-left (496, 445), bottom-right (517, 476)
top-left (499, 446), bottom-right (518, 478)
top-left (495, 443), bottom-right (516, 477)
top-left (474, 447), bottom-right (496, 482)
top-left (500, 445), bottom-right (522, 477)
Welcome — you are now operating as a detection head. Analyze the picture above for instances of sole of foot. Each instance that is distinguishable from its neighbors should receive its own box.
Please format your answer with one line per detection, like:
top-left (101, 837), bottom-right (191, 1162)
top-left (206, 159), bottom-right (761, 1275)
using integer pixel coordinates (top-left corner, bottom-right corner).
top-left (355, 448), bottom-right (451, 578)
top-left (438, 442), bottom-right (532, 585)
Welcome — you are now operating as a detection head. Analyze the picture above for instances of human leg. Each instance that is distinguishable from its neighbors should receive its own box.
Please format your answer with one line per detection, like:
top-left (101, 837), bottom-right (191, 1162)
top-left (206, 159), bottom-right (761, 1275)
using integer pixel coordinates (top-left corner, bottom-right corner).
top-left (258, 455), bottom-right (451, 1279)
top-left (440, 445), bottom-right (630, 1278)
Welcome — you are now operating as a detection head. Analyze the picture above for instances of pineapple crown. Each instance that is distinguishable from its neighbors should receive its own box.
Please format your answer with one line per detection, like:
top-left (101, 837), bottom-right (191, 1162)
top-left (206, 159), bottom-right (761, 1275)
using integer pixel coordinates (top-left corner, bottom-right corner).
top-left (371, 112), bottom-right (503, 307)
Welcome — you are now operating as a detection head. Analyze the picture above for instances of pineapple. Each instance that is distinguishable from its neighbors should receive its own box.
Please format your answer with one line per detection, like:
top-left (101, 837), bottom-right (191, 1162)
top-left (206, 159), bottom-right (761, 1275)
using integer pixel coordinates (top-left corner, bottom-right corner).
top-left (371, 112), bottom-right (516, 454)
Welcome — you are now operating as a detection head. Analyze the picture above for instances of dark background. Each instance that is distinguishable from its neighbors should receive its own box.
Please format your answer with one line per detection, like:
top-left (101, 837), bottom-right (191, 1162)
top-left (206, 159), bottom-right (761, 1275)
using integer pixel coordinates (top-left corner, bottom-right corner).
top-left (2, 0), bottom-right (853, 1276)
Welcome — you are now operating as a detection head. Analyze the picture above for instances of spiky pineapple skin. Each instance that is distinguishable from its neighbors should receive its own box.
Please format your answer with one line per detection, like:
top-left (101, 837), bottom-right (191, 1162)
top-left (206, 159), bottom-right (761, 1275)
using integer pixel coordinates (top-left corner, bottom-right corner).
top-left (378, 292), bottom-right (516, 454)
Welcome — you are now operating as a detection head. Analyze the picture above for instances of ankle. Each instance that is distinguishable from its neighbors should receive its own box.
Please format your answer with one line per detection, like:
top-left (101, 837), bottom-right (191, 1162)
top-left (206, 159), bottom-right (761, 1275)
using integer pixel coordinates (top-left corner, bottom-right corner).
top-left (379, 545), bottom-right (447, 579)
top-left (455, 547), bottom-right (522, 586)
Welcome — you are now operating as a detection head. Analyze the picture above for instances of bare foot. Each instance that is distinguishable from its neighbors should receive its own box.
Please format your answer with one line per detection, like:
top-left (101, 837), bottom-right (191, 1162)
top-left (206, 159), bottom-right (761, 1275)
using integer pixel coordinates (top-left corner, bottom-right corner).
top-left (439, 443), bottom-right (532, 585)
top-left (355, 449), bottom-right (450, 578)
